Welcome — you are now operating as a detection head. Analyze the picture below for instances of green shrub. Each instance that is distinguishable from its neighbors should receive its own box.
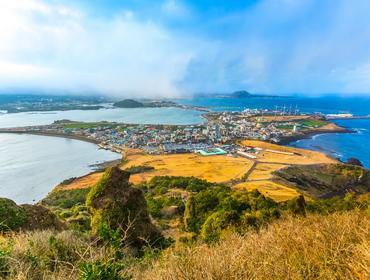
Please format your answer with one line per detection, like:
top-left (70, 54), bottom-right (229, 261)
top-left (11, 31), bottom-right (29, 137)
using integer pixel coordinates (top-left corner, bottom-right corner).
top-left (79, 259), bottom-right (130, 280)
top-left (286, 195), bottom-right (306, 216)
top-left (200, 210), bottom-right (239, 242)
top-left (184, 188), bottom-right (283, 239)
top-left (306, 192), bottom-right (370, 214)
top-left (144, 176), bottom-right (212, 194)
top-left (41, 188), bottom-right (91, 209)
top-left (0, 248), bottom-right (10, 278)
top-left (0, 198), bottom-right (28, 231)
top-left (124, 165), bottom-right (154, 174)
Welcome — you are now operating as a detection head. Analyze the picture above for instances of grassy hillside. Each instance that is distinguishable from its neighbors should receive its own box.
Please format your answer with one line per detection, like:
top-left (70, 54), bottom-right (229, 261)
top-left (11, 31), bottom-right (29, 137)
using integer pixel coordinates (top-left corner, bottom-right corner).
top-left (137, 210), bottom-right (369, 280)
top-left (0, 210), bottom-right (368, 279)
top-left (1, 164), bottom-right (370, 279)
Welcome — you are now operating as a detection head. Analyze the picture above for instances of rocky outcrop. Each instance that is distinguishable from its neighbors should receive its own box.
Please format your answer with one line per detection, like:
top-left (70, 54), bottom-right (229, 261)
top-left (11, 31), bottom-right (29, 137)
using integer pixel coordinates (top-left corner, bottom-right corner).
top-left (273, 164), bottom-right (370, 198)
top-left (86, 166), bottom-right (162, 247)
top-left (0, 197), bottom-right (64, 232)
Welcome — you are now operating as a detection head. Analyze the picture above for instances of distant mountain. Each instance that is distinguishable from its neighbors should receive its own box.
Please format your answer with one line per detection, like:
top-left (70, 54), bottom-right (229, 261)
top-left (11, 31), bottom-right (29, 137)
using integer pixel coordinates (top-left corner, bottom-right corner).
top-left (230, 90), bottom-right (251, 98)
top-left (196, 90), bottom-right (284, 98)
top-left (113, 99), bottom-right (144, 108)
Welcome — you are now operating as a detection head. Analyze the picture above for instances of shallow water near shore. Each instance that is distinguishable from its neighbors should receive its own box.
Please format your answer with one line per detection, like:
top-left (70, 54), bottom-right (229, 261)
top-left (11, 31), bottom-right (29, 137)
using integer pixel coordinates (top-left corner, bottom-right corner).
top-left (0, 107), bottom-right (204, 128)
top-left (0, 133), bottom-right (120, 204)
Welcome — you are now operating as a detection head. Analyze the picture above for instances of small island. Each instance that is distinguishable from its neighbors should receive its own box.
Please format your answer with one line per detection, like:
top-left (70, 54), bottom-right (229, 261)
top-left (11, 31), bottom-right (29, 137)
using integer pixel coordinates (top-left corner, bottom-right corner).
top-left (113, 98), bottom-right (209, 111)
top-left (113, 99), bottom-right (144, 108)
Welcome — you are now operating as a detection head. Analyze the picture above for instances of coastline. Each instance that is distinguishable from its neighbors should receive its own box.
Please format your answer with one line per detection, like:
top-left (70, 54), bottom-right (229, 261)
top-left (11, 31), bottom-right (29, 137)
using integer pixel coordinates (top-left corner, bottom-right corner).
top-left (0, 130), bottom-right (100, 145)
top-left (278, 125), bottom-right (352, 145)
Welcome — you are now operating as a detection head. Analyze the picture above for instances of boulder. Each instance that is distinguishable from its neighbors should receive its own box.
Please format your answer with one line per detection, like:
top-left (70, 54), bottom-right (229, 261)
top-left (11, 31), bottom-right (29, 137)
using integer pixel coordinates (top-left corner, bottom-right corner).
top-left (86, 166), bottom-right (162, 247)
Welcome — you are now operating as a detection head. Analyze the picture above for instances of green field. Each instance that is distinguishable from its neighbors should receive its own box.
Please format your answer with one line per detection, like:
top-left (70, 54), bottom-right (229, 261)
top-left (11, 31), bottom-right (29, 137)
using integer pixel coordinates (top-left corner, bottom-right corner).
top-left (63, 122), bottom-right (118, 129)
top-left (298, 119), bottom-right (326, 128)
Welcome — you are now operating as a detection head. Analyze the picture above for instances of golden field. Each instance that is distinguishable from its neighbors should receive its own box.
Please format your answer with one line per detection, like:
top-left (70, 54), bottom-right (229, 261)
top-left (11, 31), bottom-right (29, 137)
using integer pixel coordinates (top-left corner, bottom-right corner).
top-left (241, 140), bottom-right (336, 165)
top-left (247, 163), bottom-right (287, 181)
top-left (234, 180), bottom-right (300, 202)
top-left (122, 149), bottom-right (254, 184)
top-left (56, 140), bottom-right (338, 202)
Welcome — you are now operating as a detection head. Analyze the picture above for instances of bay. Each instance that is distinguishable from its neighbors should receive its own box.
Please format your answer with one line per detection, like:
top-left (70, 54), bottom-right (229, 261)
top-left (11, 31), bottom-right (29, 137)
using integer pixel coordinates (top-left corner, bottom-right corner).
top-left (0, 133), bottom-right (120, 204)
top-left (0, 107), bottom-right (204, 128)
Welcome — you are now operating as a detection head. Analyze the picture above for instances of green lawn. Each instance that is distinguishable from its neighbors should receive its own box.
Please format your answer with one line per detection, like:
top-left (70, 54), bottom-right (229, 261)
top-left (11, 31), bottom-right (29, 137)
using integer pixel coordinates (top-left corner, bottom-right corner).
top-left (63, 122), bottom-right (118, 129)
top-left (299, 120), bottom-right (326, 128)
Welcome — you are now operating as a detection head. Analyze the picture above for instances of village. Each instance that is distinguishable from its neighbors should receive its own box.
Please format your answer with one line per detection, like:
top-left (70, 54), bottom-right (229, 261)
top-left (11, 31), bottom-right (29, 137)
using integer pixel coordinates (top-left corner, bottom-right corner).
top-left (0, 108), bottom-right (337, 158)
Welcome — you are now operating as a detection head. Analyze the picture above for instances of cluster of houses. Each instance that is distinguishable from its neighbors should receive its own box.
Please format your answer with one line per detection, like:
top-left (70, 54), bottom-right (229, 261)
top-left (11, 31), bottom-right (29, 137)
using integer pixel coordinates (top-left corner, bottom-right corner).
top-left (14, 110), bottom-right (303, 155)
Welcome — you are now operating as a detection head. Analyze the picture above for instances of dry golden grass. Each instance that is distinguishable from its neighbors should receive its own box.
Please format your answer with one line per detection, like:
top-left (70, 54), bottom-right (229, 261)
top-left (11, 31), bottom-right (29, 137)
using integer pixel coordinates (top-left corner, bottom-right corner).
top-left (241, 140), bottom-right (336, 165)
top-left (122, 149), bottom-right (254, 184)
top-left (136, 210), bottom-right (370, 280)
top-left (0, 230), bottom-right (107, 280)
top-left (247, 163), bottom-right (287, 181)
top-left (319, 122), bottom-right (347, 131)
top-left (234, 180), bottom-right (299, 202)
top-left (56, 150), bottom-right (254, 189)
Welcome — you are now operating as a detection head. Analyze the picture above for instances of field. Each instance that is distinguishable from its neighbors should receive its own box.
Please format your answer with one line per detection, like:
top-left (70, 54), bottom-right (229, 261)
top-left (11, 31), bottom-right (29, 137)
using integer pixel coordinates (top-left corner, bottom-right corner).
top-left (58, 172), bottom-right (103, 190)
top-left (247, 163), bottom-right (287, 181)
top-left (241, 140), bottom-right (336, 165)
top-left (122, 149), bottom-right (254, 184)
top-left (56, 140), bottom-right (338, 202)
top-left (62, 122), bottom-right (118, 129)
top-left (232, 140), bottom-right (338, 201)
top-left (234, 180), bottom-right (300, 202)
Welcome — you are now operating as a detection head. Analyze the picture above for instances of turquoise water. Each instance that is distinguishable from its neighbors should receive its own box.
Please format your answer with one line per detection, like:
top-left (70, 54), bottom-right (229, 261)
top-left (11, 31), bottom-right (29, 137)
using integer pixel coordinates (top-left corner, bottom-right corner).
top-left (182, 95), bottom-right (370, 167)
top-left (0, 107), bottom-right (204, 128)
top-left (0, 133), bottom-right (120, 204)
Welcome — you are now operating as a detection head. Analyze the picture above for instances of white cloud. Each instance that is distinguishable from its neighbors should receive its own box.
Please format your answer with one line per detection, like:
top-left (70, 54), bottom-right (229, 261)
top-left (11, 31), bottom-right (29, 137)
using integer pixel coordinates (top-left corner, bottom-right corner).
top-left (0, 0), bottom-right (197, 97)
top-left (1, 0), bottom-right (370, 96)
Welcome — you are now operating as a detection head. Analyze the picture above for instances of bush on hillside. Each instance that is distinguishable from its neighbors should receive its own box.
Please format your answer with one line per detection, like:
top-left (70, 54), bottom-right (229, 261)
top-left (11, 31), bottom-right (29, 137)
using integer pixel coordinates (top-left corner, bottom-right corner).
top-left (0, 198), bottom-right (63, 232)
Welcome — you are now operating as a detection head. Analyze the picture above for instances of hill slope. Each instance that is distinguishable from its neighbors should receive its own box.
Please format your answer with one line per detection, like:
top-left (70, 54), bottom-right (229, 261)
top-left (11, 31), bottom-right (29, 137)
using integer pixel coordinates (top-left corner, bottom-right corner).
top-left (273, 164), bottom-right (370, 198)
top-left (136, 210), bottom-right (369, 280)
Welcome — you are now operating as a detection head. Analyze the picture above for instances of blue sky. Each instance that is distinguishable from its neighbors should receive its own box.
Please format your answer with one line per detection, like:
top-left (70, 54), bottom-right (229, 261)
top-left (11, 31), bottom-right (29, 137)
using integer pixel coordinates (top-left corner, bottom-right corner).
top-left (0, 0), bottom-right (370, 97)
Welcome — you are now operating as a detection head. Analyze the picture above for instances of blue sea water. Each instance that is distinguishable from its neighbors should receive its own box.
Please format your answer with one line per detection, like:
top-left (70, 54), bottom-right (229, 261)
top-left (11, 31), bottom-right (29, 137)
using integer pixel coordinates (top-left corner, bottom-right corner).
top-left (0, 107), bottom-right (204, 128)
top-left (289, 119), bottom-right (370, 168)
top-left (181, 95), bottom-right (370, 168)
top-left (0, 133), bottom-right (120, 204)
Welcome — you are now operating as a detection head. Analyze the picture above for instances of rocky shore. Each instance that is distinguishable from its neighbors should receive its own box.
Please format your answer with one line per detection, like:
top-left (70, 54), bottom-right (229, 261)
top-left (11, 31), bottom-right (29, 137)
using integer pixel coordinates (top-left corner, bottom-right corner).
top-left (278, 123), bottom-right (351, 145)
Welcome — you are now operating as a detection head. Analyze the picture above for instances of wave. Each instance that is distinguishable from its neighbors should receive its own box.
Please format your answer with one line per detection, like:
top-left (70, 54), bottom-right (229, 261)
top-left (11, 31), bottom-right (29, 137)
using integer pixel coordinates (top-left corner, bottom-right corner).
top-left (27, 112), bottom-right (57, 115)
top-left (311, 134), bottom-right (325, 140)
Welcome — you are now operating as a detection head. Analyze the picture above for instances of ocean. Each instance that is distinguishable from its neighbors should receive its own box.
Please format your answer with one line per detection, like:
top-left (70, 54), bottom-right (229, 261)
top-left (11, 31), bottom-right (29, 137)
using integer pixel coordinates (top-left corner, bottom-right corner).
top-left (181, 95), bottom-right (370, 168)
top-left (0, 133), bottom-right (120, 204)
top-left (0, 107), bottom-right (204, 128)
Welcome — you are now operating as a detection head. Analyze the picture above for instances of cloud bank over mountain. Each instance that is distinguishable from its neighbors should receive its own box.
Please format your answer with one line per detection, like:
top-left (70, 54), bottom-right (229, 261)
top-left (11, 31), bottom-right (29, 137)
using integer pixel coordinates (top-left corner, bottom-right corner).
top-left (1, 0), bottom-right (370, 97)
